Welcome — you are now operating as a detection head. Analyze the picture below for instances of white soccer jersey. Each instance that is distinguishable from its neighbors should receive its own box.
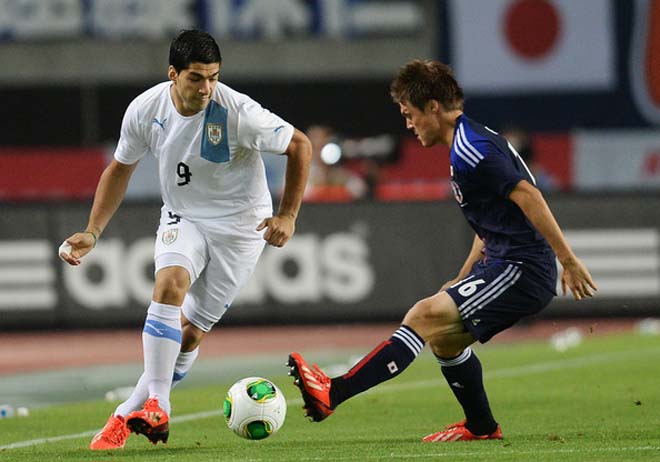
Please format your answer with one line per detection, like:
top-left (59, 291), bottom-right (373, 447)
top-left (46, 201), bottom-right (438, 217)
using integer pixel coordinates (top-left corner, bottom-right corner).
top-left (114, 81), bottom-right (294, 220)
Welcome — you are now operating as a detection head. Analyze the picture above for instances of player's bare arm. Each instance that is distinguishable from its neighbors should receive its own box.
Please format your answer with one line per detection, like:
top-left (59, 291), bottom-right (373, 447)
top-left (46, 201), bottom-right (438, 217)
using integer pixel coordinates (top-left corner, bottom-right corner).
top-left (508, 179), bottom-right (597, 300)
top-left (60, 159), bottom-right (138, 266)
top-left (441, 234), bottom-right (485, 290)
top-left (257, 128), bottom-right (312, 247)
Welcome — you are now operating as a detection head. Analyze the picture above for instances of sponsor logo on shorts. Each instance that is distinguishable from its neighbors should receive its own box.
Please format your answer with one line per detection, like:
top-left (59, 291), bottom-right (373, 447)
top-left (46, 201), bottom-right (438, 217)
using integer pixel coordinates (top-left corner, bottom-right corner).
top-left (162, 229), bottom-right (178, 245)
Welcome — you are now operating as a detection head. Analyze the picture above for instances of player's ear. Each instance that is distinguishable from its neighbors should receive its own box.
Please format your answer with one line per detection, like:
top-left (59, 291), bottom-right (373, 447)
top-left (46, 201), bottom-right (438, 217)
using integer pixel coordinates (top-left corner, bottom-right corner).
top-left (168, 66), bottom-right (178, 84)
top-left (427, 99), bottom-right (442, 114)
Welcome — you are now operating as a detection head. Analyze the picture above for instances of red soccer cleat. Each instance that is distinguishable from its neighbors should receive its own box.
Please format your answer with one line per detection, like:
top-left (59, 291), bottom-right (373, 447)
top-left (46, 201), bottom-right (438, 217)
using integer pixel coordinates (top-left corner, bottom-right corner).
top-left (422, 419), bottom-right (503, 442)
top-left (287, 352), bottom-right (334, 422)
top-left (89, 414), bottom-right (130, 450)
top-left (126, 397), bottom-right (170, 445)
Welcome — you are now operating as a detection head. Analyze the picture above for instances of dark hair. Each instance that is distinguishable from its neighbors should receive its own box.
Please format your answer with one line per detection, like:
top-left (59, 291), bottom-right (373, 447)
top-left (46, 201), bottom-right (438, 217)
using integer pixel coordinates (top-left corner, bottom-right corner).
top-left (169, 29), bottom-right (222, 72)
top-left (390, 59), bottom-right (464, 111)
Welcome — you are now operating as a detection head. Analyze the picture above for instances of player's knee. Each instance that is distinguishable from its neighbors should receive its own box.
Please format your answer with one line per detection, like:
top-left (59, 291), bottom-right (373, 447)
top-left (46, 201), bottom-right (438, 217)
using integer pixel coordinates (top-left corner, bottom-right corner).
top-left (402, 298), bottom-right (445, 340)
top-left (403, 298), bottom-right (432, 327)
top-left (402, 293), bottom-right (462, 342)
top-left (153, 272), bottom-right (189, 306)
top-left (153, 285), bottom-right (186, 305)
top-left (404, 296), bottom-right (452, 326)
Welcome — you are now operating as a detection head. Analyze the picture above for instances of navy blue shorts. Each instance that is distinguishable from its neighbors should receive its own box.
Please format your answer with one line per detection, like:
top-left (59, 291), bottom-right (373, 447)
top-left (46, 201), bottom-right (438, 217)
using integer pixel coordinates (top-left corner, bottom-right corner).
top-left (445, 260), bottom-right (555, 343)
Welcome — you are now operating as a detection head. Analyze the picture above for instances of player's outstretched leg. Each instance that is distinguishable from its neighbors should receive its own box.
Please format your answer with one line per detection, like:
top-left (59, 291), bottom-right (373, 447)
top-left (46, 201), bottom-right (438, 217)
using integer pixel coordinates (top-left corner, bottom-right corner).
top-left (126, 397), bottom-right (170, 445)
top-left (89, 414), bottom-right (130, 450)
top-left (288, 325), bottom-right (425, 422)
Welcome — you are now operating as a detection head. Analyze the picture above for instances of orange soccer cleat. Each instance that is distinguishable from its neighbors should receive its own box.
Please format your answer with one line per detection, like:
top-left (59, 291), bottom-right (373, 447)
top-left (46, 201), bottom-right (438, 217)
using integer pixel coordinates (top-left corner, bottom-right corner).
top-left (126, 397), bottom-right (170, 445)
top-left (287, 352), bottom-right (334, 422)
top-left (89, 414), bottom-right (130, 450)
top-left (422, 419), bottom-right (503, 442)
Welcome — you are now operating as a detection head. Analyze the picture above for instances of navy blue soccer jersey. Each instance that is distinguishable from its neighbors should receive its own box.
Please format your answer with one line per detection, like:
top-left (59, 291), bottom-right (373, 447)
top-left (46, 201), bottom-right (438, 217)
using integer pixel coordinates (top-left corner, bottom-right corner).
top-left (449, 114), bottom-right (556, 291)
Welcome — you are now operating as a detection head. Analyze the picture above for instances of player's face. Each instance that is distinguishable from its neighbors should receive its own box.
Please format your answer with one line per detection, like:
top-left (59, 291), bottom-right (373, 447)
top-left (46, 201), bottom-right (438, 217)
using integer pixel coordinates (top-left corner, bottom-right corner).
top-left (399, 101), bottom-right (442, 147)
top-left (169, 62), bottom-right (220, 116)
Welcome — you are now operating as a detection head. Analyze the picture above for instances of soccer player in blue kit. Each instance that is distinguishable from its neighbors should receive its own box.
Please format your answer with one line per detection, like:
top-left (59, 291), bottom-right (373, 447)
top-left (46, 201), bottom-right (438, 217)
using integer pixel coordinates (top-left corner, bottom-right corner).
top-left (288, 59), bottom-right (597, 442)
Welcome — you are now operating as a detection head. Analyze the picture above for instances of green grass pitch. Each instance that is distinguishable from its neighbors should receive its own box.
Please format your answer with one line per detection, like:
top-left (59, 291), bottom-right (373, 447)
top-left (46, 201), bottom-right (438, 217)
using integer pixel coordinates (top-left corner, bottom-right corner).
top-left (1, 332), bottom-right (659, 461)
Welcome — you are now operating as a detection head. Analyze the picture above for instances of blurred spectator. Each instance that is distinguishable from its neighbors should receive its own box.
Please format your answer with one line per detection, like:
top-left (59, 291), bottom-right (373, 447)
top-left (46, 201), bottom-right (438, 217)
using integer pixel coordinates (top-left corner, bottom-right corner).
top-left (501, 127), bottom-right (558, 193)
top-left (304, 125), bottom-right (367, 202)
top-left (359, 158), bottom-right (381, 200)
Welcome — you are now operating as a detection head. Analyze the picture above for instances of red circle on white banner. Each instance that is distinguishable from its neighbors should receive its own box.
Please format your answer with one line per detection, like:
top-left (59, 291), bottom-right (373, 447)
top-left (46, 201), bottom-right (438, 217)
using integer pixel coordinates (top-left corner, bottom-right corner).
top-left (504, 0), bottom-right (561, 60)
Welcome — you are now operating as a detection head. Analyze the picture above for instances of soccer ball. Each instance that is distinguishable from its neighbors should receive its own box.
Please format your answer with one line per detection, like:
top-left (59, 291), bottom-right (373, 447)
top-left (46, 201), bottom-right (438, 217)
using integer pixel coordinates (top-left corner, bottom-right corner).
top-left (223, 377), bottom-right (287, 440)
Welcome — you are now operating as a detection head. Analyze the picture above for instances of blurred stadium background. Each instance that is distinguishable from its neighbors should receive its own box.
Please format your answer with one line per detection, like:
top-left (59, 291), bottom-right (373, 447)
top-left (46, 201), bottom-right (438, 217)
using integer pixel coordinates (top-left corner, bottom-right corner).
top-left (0, 0), bottom-right (659, 400)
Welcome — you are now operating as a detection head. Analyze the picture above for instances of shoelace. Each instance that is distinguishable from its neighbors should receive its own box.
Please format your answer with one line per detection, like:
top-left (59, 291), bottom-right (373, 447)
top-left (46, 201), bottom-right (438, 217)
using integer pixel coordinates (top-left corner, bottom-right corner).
top-left (311, 364), bottom-right (331, 385)
top-left (444, 420), bottom-right (467, 431)
top-left (143, 398), bottom-right (162, 412)
top-left (144, 398), bottom-right (157, 408)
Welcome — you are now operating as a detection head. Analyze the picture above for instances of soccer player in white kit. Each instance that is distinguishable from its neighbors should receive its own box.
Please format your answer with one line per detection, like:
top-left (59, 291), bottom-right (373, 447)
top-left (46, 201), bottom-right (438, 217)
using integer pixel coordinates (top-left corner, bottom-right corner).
top-left (59, 30), bottom-right (312, 450)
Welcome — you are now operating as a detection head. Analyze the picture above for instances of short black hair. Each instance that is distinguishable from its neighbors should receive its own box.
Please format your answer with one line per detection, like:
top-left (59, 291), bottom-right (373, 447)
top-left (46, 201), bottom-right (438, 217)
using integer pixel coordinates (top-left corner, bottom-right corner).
top-left (169, 29), bottom-right (222, 72)
top-left (390, 59), bottom-right (464, 111)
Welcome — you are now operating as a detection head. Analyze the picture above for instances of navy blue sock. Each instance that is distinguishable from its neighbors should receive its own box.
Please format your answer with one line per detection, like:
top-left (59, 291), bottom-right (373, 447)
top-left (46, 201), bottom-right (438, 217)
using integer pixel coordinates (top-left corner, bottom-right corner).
top-left (437, 348), bottom-right (498, 435)
top-left (330, 325), bottom-right (425, 408)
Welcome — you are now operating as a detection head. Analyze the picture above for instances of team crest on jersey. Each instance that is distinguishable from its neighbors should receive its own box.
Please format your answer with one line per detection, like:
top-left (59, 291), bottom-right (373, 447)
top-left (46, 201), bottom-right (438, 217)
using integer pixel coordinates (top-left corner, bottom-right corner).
top-left (162, 229), bottom-right (178, 245)
top-left (206, 123), bottom-right (223, 145)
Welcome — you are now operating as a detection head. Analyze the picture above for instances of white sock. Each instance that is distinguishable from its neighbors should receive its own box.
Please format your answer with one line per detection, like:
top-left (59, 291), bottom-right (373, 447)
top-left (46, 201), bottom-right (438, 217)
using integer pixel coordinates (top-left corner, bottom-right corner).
top-left (114, 347), bottom-right (199, 417)
top-left (114, 373), bottom-right (148, 417)
top-left (142, 301), bottom-right (182, 415)
top-left (172, 348), bottom-right (199, 388)
top-left (114, 348), bottom-right (200, 417)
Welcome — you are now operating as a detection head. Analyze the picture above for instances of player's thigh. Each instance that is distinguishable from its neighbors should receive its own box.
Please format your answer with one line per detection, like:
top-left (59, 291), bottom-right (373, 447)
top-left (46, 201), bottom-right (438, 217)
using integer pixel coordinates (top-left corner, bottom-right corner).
top-left (154, 209), bottom-right (209, 283)
top-left (403, 291), bottom-right (467, 341)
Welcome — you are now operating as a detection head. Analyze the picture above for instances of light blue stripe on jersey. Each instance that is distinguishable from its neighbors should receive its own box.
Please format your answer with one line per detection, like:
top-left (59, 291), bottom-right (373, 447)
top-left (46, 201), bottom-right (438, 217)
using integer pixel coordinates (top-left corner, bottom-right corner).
top-left (143, 319), bottom-right (182, 344)
top-left (201, 100), bottom-right (230, 163)
top-left (453, 121), bottom-right (485, 169)
top-left (458, 124), bottom-right (484, 162)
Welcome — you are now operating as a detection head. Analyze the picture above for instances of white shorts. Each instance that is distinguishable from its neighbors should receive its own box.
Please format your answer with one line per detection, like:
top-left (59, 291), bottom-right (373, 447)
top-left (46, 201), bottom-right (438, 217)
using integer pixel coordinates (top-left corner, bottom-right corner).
top-left (153, 206), bottom-right (270, 332)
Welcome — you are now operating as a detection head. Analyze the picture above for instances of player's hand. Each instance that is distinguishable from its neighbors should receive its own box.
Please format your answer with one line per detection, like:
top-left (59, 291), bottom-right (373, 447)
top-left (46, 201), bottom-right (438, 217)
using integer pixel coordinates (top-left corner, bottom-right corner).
top-left (256, 214), bottom-right (295, 248)
top-left (58, 232), bottom-right (96, 266)
top-left (560, 256), bottom-right (597, 301)
top-left (440, 277), bottom-right (461, 291)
